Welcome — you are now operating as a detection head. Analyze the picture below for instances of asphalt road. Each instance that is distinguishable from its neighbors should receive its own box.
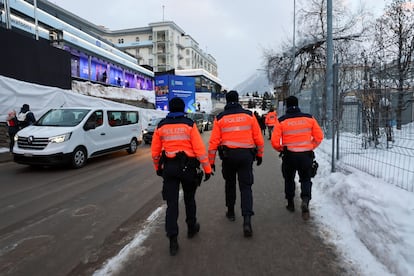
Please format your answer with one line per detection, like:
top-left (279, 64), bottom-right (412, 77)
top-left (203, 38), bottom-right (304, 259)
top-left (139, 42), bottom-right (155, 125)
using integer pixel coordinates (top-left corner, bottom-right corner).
top-left (0, 133), bottom-right (354, 276)
top-left (0, 146), bottom-right (162, 276)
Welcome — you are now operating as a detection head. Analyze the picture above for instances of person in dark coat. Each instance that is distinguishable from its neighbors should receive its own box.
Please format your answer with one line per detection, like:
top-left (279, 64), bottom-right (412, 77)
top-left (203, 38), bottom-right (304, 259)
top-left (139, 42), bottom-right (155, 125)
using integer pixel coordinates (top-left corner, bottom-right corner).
top-left (6, 110), bottom-right (19, 152)
top-left (260, 114), bottom-right (266, 135)
top-left (17, 104), bottom-right (36, 129)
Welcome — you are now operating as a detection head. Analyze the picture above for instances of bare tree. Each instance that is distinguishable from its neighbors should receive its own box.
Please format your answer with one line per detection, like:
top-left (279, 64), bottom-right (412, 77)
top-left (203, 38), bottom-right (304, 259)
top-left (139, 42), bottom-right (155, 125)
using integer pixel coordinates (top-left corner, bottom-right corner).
top-left (373, 0), bottom-right (414, 129)
top-left (264, 0), bottom-right (372, 126)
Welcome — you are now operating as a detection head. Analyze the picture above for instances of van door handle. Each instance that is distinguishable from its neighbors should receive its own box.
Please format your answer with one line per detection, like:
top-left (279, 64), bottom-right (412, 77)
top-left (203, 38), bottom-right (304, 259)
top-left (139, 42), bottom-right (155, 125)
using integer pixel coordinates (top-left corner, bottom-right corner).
top-left (100, 133), bottom-right (106, 136)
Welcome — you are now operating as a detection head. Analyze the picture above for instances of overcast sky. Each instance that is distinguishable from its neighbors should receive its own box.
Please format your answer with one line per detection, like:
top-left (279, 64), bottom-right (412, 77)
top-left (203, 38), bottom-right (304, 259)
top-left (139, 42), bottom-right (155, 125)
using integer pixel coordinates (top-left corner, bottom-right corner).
top-left (48, 0), bottom-right (387, 89)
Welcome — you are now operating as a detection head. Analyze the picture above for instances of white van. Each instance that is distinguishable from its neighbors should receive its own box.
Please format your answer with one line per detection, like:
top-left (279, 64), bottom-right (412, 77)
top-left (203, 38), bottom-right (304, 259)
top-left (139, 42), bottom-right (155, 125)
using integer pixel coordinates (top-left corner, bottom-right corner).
top-left (13, 107), bottom-right (142, 168)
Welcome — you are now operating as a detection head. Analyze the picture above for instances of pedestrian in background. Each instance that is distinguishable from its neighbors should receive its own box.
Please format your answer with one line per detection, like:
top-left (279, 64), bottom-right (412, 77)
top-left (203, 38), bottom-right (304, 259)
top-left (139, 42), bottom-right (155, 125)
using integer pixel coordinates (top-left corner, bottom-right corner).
top-left (271, 96), bottom-right (323, 220)
top-left (17, 104), bottom-right (36, 129)
top-left (260, 114), bottom-right (266, 136)
top-left (6, 110), bottom-right (19, 152)
top-left (265, 107), bottom-right (277, 140)
top-left (151, 97), bottom-right (212, 256)
top-left (208, 90), bottom-right (264, 237)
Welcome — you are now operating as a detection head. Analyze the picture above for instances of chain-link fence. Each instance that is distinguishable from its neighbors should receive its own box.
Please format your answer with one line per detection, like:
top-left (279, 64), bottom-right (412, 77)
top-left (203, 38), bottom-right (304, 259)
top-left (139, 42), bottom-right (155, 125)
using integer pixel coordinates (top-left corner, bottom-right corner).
top-left (336, 88), bottom-right (414, 192)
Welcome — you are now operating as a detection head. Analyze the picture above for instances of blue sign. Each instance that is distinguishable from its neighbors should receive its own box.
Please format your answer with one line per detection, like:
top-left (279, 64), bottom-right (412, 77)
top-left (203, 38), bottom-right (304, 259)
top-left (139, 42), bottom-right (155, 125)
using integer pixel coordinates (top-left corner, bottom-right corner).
top-left (169, 76), bottom-right (196, 113)
top-left (155, 75), bottom-right (196, 112)
top-left (155, 75), bottom-right (170, 111)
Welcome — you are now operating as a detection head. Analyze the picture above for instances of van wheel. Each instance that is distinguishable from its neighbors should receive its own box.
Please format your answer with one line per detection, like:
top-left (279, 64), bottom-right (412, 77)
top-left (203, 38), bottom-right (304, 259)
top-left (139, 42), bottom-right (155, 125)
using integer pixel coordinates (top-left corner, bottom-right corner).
top-left (127, 138), bottom-right (138, 154)
top-left (71, 146), bottom-right (87, 169)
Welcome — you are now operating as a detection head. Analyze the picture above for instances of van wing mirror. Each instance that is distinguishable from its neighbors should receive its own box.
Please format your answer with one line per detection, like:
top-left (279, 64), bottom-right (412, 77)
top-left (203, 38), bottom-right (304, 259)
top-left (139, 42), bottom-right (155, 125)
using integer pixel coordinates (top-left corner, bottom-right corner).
top-left (84, 121), bottom-right (96, 130)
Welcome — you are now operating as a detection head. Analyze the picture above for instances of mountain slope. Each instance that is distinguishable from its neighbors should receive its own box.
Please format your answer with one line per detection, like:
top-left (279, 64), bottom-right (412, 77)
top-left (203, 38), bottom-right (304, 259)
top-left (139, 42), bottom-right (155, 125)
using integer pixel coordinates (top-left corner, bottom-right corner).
top-left (234, 71), bottom-right (272, 95)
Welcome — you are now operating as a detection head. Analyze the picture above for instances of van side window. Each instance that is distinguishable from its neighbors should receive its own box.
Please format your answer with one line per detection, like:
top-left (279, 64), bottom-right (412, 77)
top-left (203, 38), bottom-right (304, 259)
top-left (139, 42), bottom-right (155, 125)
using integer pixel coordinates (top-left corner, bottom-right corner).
top-left (95, 111), bottom-right (103, 127)
top-left (107, 111), bottom-right (138, 127)
top-left (125, 111), bottom-right (138, 124)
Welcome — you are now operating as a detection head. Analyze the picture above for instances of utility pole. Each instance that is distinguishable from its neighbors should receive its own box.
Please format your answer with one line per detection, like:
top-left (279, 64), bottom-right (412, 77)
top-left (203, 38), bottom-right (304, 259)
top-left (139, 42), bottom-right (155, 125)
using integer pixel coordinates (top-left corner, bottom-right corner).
top-left (326, 0), bottom-right (334, 171)
top-left (289, 0), bottom-right (296, 96)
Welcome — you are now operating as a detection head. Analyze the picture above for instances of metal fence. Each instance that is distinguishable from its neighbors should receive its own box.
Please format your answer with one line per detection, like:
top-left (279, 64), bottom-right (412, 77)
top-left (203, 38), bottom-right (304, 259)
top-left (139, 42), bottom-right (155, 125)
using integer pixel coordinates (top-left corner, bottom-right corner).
top-left (336, 89), bottom-right (414, 192)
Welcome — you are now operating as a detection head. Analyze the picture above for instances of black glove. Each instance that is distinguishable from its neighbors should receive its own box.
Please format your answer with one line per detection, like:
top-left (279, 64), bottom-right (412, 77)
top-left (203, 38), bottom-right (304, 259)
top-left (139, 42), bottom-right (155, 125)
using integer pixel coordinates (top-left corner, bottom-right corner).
top-left (211, 164), bottom-right (215, 172)
top-left (204, 173), bottom-right (211, 182)
top-left (156, 169), bottom-right (163, 177)
top-left (311, 160), bottom-right (319, 177)
top-left (256, 156), bottom-right (262, 166)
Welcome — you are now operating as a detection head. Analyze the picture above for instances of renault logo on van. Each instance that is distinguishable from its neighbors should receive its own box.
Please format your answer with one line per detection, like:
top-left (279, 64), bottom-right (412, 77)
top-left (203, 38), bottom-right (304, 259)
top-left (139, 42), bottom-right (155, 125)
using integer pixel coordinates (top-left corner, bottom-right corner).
top-left (27, 136), bottom-right (34, 144)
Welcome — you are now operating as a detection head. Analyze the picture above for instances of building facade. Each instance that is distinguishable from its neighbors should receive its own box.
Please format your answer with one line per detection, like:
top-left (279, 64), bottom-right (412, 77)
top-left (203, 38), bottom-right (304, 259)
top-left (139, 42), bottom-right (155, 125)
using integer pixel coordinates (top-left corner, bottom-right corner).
top-left (101, 21), bottom-right (218, 77)
top-left (26, 1), bottom-right (218, 78)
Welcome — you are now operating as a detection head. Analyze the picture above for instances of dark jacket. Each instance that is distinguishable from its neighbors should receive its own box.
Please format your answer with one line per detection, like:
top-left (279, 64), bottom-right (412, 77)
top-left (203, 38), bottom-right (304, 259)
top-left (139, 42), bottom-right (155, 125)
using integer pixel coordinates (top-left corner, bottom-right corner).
top-left (17, 106), bottom-right (36, 129)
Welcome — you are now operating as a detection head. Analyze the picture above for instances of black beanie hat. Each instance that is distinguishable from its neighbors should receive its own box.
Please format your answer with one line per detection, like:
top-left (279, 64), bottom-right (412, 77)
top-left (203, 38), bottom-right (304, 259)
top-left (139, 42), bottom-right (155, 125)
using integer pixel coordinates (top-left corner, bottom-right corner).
top-left (169, 97), bottom-right (185, 112)
top-left (226, 90), bottom-right (239, 103)
top-left (286, 96), bottom-right (298, 108)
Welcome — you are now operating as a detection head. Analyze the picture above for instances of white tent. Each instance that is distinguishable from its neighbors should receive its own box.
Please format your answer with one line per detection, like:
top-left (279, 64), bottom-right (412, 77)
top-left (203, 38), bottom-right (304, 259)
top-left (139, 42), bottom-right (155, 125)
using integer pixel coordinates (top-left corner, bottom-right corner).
top-left (0, 75), bottom-right (167, 130)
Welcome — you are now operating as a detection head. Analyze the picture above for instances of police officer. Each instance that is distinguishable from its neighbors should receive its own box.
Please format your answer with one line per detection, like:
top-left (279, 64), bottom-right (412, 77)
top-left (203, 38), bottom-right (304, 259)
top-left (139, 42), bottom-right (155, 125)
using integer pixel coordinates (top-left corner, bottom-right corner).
top-left (208, 90), bottom-right (264, 237)
top-left (271, 96), bottom-right (324, 220)
top-left (151, 97), bottom-right (212, 256)
top-left (265, 107), bottom-right (278, 140)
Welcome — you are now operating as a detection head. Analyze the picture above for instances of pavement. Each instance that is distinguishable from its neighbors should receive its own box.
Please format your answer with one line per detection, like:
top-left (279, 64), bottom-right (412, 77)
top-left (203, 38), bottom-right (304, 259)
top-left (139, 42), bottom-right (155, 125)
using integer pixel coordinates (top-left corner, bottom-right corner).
top-left (0, 150), bottom-right (12, 163)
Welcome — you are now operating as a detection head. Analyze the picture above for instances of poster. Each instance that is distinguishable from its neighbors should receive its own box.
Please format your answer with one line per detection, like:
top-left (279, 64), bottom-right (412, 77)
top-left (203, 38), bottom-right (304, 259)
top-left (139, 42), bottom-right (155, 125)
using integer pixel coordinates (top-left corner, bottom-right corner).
top-left (155, 75), bottom-right (169, 111)
top-left (168, 75), bottom-right (196, 113)
top-left (155, 75), bottom-right (196, 112)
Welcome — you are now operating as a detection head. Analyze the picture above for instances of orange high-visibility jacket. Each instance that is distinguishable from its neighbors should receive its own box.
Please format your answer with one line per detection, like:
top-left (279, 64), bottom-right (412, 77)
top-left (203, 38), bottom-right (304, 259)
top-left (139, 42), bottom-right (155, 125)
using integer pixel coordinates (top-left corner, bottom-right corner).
top-left (151, 115), bottom-right (212, 174)
top-left (271, 109), bottom-right (324, 152)
top-left (265, 111), bottom-right (278, 127)
top-left (208, 104), bottom-right (264, 165)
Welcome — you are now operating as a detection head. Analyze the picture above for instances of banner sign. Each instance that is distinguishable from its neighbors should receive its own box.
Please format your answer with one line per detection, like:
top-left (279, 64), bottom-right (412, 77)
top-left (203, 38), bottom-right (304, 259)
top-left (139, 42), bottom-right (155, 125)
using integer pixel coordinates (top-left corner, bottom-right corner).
top-left (155, 75), bottom-right (170, 111)
top-left (155, 75), bottom-right (196, 112)
top-left (169, 75), bottom-right (196, 113)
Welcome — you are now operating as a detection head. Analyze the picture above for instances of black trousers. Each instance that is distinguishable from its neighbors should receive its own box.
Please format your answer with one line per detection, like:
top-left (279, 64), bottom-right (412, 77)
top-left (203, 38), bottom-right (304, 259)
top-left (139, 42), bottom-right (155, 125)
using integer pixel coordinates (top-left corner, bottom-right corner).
top-left (267, 126), bottom-right (274, 138)
top-left (162, 158), bottom-right (198, 238)
top-left (8, 129), bottom-right (18, 152)
top-left (281, 151), bottom-right (313, 201)
top-left (221, 148), bottom-right (255, 216)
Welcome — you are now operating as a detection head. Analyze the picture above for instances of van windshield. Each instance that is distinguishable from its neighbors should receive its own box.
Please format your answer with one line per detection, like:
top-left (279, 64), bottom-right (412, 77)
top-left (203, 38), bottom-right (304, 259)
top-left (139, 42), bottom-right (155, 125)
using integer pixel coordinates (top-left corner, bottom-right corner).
top-left (37, 109), bottom-right (90, 127)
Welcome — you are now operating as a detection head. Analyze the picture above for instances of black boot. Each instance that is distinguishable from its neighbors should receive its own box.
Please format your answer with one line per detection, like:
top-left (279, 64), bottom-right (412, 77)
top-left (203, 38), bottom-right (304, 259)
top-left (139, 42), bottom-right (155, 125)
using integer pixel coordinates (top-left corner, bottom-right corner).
top-left (226, 206), bottom-right (235, 221)
top-left (301, 198), bottom-right (310, 221)
top-left (243, 216), bottom-right (252, 237)
top-left (169, 236), bottom-right (179, 256)
top-left (286, 199), bottom-right (295, 212)
top-left (187, 222), bottom-right (200, 239)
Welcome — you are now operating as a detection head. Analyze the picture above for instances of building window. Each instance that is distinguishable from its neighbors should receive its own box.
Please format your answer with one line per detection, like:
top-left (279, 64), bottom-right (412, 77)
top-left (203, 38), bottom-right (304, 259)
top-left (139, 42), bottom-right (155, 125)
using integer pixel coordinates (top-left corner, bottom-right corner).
top-left (149, 59), bottom-right (153, 66)
top-left (136, 37), bottom-right (140, 42)
top-left (149, 35), bottom-right (153, 40)
top-left (186, 49), bottom-right (190, 55)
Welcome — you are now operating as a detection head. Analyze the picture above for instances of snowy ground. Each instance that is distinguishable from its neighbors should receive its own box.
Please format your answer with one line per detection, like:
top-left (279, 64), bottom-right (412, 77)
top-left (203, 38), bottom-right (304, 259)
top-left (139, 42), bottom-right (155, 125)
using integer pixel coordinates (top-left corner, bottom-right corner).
top-left (311, 140), bottom-right (414, 276)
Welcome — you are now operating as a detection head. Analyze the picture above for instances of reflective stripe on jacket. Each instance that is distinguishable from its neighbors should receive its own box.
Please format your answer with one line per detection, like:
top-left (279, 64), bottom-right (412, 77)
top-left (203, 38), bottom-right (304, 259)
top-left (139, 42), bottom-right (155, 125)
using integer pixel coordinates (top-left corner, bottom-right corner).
top-left (151, 115), bottom-right (211, 174)
top-left (271, 107), bottom-right (324, 152)
top-left (208, 103), bottom-right (264, 164)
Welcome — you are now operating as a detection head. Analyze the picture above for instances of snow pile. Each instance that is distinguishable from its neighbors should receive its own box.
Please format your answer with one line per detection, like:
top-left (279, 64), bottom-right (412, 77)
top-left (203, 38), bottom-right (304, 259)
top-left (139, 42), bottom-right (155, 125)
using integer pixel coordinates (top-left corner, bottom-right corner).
top-left (313, 141), bottom-right (414, 275)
